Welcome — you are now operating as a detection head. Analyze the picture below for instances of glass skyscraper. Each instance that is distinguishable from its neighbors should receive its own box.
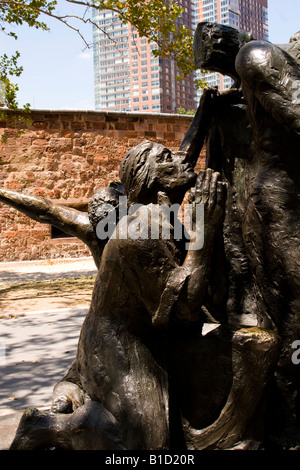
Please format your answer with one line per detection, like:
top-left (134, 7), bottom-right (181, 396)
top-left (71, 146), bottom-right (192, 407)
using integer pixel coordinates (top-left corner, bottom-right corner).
top-left (93, 1), bottom-right (196, 113)
top-left (92, 0), bottom-right (269, 112)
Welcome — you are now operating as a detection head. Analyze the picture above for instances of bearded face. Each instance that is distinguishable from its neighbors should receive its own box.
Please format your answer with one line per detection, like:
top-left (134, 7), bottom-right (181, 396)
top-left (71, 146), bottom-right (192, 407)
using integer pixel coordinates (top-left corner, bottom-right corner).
top-left (119, 141), bottom-right (196, 205)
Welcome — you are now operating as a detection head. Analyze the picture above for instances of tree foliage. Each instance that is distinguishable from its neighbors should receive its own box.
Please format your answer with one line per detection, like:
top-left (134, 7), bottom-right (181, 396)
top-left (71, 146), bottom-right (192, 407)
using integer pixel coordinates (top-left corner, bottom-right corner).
top-left (177, 107), bottom-right (196, 115)
top-left (0, 0), bottom-right (203, 112)
top-left (0, 51), bottom-right (31, 144)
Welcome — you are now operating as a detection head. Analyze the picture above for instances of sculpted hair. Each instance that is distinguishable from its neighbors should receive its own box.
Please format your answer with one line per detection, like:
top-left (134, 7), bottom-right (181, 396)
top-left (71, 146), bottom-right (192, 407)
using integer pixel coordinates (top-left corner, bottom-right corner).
top-left (119, 141), bottom-right (167, 202)
top-left (88, 182), bottom-right (126, 231)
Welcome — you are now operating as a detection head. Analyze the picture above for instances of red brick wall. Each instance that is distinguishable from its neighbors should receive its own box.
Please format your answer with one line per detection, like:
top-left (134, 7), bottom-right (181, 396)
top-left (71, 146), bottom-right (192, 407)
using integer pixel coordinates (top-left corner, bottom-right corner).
top-left (0, 110), bottom-right (205, 262)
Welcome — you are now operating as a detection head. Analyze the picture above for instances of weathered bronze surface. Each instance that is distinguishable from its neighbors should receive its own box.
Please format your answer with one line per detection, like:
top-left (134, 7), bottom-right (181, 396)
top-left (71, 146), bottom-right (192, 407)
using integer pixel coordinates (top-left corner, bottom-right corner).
top-left (2, 22), bottom-right (299, 450)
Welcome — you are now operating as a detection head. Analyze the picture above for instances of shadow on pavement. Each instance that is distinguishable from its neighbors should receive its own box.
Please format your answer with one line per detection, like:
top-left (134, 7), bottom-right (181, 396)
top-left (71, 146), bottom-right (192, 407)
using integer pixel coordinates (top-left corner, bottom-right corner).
top-left (0, 307), bottom-right (88, 412)
top-left (0, 269), bottom-right (97, 285)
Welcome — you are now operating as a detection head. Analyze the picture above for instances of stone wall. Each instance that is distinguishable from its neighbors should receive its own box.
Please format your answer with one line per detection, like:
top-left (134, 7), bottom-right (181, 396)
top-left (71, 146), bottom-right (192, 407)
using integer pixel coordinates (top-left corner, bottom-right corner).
top-left (0, 110), bottom-right (205, 262)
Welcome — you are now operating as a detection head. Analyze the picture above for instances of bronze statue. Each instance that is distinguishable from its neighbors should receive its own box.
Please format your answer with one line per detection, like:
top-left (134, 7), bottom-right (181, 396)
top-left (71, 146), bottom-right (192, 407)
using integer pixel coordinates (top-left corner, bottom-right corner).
top-left (194, 21), bottom-right (300, 446)
top-left (6, 139), bottom-right (279, 450)
top-left (1, 22), bottom-right (299, 450)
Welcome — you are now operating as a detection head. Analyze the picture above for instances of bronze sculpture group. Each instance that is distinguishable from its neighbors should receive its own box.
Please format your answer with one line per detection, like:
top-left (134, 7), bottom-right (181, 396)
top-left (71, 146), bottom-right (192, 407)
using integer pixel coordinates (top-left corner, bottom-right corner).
top-left (1, 22), bottom-right (299, 450)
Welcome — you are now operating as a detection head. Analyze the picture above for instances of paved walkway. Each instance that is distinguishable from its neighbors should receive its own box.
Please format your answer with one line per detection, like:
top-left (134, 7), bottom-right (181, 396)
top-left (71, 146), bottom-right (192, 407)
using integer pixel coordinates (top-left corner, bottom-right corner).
top-left (0, 257), bottom-right (97, 450)
top-left (0, 257), bottom-right (97, 286)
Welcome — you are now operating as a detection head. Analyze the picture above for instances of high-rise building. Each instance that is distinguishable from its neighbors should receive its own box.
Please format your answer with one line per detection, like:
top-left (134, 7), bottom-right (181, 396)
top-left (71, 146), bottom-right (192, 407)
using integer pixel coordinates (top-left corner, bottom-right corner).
top-left (194, 0), bottom-right (269, 93)
top-left (93, 1), bottom-right (268, 112)
top-left (93, 1), bottom-right (196, 113)
top-left (239, 0), bottom-right (268, 41)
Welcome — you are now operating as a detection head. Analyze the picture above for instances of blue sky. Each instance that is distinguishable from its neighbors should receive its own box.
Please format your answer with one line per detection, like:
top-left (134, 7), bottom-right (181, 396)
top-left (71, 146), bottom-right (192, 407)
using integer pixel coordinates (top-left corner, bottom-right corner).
top-left (1, 0), bottom-right (299, 110)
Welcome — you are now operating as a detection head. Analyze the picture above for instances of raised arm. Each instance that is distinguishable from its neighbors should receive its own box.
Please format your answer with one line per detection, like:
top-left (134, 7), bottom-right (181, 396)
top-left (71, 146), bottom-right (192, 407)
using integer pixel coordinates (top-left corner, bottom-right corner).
top-left (179, 88), bottom-right (218, 168)
top-left (152, 170), bottom-right (227, 328)
top-left (179, 22), bottom-right (253, 169)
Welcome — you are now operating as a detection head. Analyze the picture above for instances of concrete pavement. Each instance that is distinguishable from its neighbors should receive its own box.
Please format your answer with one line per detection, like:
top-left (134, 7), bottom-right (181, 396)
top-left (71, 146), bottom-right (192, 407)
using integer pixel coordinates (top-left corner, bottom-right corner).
top-left (0, 257), bottom-right (97, 450)
top-left (0, 306), bottom-right (89, 449)
top-left (0, 256), bottom-right (97, 286)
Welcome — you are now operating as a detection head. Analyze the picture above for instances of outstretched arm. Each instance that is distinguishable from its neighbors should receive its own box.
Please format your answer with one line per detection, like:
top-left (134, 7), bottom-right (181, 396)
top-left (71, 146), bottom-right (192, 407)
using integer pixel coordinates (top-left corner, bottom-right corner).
top-left (0, 188), bottom-right (102, 266)
top-left (0, 187), bottom-right (92, 238)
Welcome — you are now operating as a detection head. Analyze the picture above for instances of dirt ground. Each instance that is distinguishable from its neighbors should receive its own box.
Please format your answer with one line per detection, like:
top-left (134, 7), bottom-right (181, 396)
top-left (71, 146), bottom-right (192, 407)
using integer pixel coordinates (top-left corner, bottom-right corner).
top-left (0, 276), bottom-right (96, 316)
